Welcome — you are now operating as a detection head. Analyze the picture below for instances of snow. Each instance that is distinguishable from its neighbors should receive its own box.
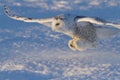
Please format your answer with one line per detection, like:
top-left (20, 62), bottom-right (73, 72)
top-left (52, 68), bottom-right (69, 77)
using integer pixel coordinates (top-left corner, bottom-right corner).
top-left (0, 0), bottom-right (120, 80)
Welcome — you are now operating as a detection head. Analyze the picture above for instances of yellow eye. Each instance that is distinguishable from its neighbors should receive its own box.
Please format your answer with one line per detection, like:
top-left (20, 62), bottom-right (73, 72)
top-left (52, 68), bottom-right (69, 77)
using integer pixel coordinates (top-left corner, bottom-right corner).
top-left (56, 23), bottom-right (60, 26)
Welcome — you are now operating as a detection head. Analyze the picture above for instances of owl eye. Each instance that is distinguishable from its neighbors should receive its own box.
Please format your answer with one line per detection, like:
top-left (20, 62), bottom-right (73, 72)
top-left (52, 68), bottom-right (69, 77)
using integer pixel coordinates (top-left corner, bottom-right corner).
top-left (56, 23), bottom-right (60, 26)
top-left (55, 16), bottom-right (64, 20)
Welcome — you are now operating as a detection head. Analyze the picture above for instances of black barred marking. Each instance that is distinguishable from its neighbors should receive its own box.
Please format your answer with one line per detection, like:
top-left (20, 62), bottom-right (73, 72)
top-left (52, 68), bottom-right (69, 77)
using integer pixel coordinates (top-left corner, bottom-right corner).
top-left (4, 5), bottom-right (33, 21)
top-left (4, 5), bottom-right (8, 10)
top-left (75, 16), bottom-right (87, 18)
top-left (74, 16), bottom-right (106, 24)
top-left (74, 23), bottom-right (96, 43)
top-left (55, 16), bottom-right (64, 20)
top-left (28, 18), bottom-right (33, 20)
top-left (16, 16), bottom-right (20, 18)
top-left (70, 43), bottom-right (76, 49)
top-left (4, 5), bottom-right (14, 17)
top-left (95, 17), bottom-right (106, 23)
top-left (74, 16), bottom-right (87, 21)
top-left (24, 18), bottom-right (33, 20)
top-left (4, 5), bottom-right (9, 12)
top-left (24, 18), bottom-right (29, 20)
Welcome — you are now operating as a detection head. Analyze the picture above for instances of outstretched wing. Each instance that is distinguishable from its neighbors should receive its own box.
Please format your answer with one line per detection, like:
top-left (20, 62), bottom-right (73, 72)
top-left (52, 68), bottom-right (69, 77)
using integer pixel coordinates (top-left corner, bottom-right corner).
top-left (76, 16), bottom-right (120, 29)
top-left (4, 5), bottom-right (53, 24)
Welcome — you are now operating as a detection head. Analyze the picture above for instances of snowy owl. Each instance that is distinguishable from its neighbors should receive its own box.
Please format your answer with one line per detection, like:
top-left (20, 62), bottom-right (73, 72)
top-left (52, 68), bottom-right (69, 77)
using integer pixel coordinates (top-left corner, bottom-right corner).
top-left (4, 5), bottom-right (120, 51)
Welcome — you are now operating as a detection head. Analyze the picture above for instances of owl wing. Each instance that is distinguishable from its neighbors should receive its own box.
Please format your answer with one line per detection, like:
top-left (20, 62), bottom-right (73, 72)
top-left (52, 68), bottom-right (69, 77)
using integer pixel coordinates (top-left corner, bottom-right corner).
top-left (4, 5), bottom-right (53, 24)
top-left (75, 17), bottom-right (120, 39)
top-left (96, 26), bottom-right (120, 39)
top-left (76, 17), bottom-right (120, 29)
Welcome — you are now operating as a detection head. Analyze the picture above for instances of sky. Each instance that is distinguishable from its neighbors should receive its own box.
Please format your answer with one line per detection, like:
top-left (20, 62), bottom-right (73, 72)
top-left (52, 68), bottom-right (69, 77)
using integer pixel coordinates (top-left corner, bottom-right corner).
top-left (0, 0), bottom-right (120, 80)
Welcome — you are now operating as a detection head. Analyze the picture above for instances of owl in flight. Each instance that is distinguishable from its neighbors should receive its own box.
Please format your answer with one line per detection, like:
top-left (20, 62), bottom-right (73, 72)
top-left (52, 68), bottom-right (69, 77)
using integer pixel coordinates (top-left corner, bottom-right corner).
top-left (4, 5), bottom-right (120, 51)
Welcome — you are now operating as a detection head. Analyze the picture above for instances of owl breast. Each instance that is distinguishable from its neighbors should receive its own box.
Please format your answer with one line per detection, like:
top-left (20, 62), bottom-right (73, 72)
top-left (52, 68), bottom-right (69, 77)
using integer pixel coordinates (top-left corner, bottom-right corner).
top-left (74, 22), bottom-right (97, 43)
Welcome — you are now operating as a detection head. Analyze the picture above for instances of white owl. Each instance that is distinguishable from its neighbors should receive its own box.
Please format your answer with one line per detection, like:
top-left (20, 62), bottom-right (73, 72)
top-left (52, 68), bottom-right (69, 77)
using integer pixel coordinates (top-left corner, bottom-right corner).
top-left (4, 5), bottom-right (120, 51)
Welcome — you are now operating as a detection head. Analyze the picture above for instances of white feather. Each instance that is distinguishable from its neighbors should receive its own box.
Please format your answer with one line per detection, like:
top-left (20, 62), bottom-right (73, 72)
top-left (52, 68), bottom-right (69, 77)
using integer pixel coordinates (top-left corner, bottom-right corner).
top-left (4, 6), bottom-right (120, 51)
top-left (77, 17), bottom-right (105, 25)
top-left (96, 27), bottom-right (120, 39)
top-left (4, 5), bottom-right (53, 24)
top-left (77, 17), bottom-right (120, 29)
top-left (106, 23), bottom-right (120, 29)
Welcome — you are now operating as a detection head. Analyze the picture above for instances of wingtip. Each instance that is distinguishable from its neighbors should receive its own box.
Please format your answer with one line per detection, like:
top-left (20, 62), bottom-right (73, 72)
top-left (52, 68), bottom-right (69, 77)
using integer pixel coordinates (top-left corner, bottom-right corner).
top-left (3, 5), bottom-right (8, 11)
top-left (3, 5), bottom-right (15, 18)
top-left (3, 5), bottom-right (7, 7)
top-left (3, 5), bottom-right (9, 14)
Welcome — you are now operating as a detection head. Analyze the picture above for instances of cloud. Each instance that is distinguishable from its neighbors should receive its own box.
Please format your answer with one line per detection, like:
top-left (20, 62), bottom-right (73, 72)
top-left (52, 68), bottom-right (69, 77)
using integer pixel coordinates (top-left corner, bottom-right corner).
top-left (51, 1), bottom-right (71, 10)
top-left (12, 2), bottom-right (22, 6)
top-left (107, 1), bottom-right (119, 7)
top-left (89, 0), bottom-right (102, 6)
top-left (4, 0), bottom-right (120, 11)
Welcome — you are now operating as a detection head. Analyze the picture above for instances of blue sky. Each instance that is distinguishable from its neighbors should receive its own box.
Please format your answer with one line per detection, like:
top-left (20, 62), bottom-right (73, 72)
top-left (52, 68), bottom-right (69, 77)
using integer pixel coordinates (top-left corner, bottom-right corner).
top-left (0, 0), bottom-right (120, 80)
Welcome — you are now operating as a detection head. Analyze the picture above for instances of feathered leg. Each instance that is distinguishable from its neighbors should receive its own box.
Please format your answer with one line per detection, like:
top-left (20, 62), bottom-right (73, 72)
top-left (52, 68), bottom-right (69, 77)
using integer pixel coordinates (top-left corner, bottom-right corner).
top-left (68, 37), bottom-right (97, 51)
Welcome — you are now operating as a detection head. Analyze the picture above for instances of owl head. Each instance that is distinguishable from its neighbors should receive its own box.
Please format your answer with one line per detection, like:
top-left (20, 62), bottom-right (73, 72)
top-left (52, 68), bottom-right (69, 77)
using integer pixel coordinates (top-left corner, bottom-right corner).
top-left (51, 15), bottom-right (66, 32)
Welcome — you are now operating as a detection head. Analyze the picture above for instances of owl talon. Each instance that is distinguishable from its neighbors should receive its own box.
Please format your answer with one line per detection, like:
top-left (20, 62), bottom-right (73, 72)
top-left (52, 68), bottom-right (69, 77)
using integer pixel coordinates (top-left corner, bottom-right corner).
top-left (68, 40), bottom-right (77, 51)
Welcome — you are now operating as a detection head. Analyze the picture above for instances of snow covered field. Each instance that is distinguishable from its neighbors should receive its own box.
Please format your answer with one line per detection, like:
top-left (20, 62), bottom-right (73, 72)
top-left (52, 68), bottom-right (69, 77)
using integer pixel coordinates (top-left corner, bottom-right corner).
top-left (0, 0), bottom-right (120, 80)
